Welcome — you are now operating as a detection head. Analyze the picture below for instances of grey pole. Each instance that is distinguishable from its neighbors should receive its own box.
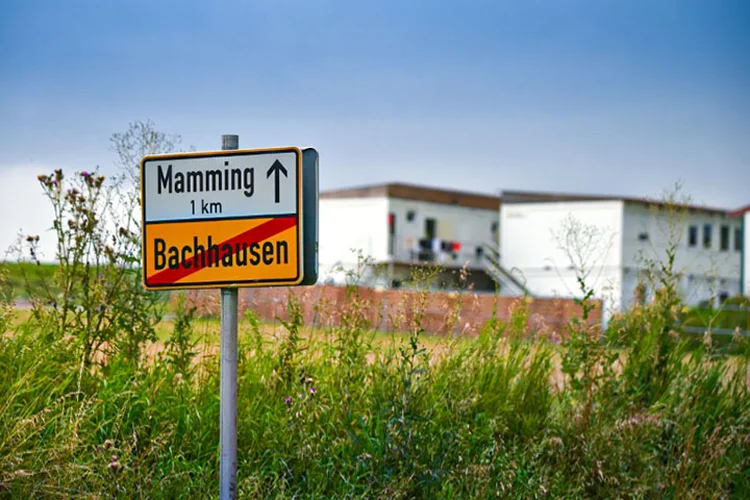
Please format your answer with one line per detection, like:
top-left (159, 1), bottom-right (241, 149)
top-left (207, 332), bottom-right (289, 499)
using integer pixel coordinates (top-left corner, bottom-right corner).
top-left (220, 134), bottom-right (239, 500)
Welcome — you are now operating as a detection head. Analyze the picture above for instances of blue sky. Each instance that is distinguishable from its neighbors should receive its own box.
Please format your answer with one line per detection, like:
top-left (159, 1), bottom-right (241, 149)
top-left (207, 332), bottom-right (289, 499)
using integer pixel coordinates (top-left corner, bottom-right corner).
top-left (1, 0), bottom-right (749, 256)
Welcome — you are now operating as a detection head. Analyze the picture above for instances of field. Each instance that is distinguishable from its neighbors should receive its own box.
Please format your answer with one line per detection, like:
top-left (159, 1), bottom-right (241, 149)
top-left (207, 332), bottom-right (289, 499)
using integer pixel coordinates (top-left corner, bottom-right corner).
top-left (1, 276), bottom-right (749, 498)
top-left (2, 262), bottom-right (60, 301)
top-left (1, 169), bottom-right (748, 498)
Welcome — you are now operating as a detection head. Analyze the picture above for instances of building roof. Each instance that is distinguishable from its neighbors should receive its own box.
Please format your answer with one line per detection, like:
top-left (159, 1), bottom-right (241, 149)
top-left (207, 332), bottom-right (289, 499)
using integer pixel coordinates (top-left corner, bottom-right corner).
top-left (319, 183), bottom-right (743, 217)
top-left (500, 189), bottom-right (732, 216)
top-left (320, 182), bottom-right (501, 210)
top-left (728, 205), bottom-right (750, 218)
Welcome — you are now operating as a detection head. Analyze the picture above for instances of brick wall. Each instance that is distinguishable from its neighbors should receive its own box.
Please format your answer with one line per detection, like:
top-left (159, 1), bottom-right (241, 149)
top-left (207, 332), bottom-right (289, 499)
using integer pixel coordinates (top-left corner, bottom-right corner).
top-left (182, 286), bottom-right (600, 340)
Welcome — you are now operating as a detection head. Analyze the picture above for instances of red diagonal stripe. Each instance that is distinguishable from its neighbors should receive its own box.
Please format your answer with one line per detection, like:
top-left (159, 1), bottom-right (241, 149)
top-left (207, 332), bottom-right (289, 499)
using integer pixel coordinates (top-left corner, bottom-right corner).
top-left (147, 216), bottom-right (297, 285)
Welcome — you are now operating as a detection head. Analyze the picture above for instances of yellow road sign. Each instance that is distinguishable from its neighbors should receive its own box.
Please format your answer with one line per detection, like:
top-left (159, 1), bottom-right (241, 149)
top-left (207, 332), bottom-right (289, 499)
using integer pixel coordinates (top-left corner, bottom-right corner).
top-left (141, 147), bottom-right (304, 289)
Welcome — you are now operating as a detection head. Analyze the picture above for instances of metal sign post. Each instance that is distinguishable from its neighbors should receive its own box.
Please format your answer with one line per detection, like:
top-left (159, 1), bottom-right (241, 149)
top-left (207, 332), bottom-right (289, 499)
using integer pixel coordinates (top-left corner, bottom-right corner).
top-left (219, 134), bottom-right (239, 500)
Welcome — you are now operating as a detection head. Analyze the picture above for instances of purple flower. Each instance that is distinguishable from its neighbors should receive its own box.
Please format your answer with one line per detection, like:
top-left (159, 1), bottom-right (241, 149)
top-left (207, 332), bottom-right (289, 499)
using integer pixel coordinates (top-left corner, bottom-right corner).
top-left (51, 179), bottom-right (58, 186)
top-left (81, 171), bottom-right (90, 178)
top-left (49, 300), bottom-right (57, 308)
top-left (284, 396), bottom-right (291, 405)
top-left (310, 387), bottom-right (317, 395)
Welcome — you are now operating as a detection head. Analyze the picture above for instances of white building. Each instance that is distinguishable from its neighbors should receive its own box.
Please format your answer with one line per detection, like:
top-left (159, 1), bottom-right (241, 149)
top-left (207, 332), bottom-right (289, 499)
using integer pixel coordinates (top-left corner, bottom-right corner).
top-left (732, 207), bottom-right (750, 296)
top-left (319, 183), bottom-right (523, 292)
top-left (499, 191), bottom-right (744, 320)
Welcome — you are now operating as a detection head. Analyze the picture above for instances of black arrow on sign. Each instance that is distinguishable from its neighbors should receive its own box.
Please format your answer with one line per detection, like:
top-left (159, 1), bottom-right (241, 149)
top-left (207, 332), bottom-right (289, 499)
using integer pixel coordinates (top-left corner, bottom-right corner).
top-left (266, 160), bottom-right (288, 203)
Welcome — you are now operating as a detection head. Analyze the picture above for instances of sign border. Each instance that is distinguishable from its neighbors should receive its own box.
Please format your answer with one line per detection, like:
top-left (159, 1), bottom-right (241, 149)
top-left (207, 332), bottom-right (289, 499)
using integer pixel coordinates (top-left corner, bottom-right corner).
top-left (140, 146), bottom-right (303, 290)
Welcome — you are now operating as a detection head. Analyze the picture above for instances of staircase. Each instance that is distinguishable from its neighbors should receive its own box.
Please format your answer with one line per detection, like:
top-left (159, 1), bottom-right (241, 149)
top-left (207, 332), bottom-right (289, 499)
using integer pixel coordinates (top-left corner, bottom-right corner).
top-left (480, 244), bottom-right (533, 297)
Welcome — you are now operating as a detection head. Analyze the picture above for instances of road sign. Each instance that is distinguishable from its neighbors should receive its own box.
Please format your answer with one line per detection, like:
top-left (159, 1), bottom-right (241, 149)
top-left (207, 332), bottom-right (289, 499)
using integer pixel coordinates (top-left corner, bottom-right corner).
top-left (141, 147), bottom-right (317, 289)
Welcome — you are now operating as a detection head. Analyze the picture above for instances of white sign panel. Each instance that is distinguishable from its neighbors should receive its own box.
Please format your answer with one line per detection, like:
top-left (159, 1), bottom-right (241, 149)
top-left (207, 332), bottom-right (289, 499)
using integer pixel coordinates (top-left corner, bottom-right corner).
top-left (143, 150), bottom-right (298, 223)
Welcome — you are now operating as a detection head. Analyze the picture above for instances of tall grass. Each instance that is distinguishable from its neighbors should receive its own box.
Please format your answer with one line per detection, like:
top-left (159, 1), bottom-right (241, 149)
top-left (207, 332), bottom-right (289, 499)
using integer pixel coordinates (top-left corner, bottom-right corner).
top-left (1, 281), bottom-right (748, 498)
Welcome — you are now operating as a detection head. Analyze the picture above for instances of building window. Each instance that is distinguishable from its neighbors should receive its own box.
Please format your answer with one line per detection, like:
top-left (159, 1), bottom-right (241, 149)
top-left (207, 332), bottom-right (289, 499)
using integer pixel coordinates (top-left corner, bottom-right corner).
top-left (736, 227), bottom-right (743, 252)
top-left (720, 225), bottom-right (730, 251)
top-left (388, 213), bottom-right (396, 256)
top-left (406, 210), bottom-right (416, 222)
top-left (419, 218), bottom-right (437, 261)
top-left (688, 225), bottom-right (698, 247)
top-left (703, 224), bottom-right (712, 249)
top-left (424, 218), bottom-right (437, 239)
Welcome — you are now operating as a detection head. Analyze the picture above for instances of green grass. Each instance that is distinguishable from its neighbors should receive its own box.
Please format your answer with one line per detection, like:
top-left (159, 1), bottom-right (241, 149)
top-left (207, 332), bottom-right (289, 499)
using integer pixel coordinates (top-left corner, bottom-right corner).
top-left (1, 292), bottom-right (748, 499)
top-left (680, 296), bottom-right (750, 333)
top-left (1, 261), bottom-right (60, 300)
